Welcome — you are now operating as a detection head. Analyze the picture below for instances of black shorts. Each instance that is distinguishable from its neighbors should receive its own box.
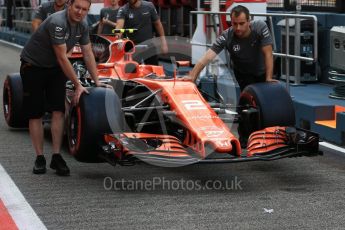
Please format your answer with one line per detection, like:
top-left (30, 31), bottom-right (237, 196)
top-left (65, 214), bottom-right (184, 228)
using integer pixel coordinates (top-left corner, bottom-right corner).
top-left (20, 61), bottom-right (67, 119)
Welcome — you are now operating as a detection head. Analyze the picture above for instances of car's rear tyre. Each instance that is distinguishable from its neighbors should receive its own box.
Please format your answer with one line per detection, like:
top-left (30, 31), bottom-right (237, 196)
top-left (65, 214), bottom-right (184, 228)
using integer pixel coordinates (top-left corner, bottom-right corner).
top-left (67, 87), bottom-right (125, 162)
top-left (238, 82), bottom-right (295, 137)
top-left (3, 73), bottom-right (28, 128)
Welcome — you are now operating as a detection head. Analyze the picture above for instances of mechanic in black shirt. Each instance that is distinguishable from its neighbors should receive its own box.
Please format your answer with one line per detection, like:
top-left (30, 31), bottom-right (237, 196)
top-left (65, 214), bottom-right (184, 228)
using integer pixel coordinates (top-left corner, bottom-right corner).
top-left (21, 0), bottom-right (110, 176)
top-left (115, 0), bottom-right (168, 65)
top-left (188, 5), bottom-right (277, 91)
top-left (31, 0), bottom-right (67, 32)
top-left (97, 0), bottom-right (120, 34)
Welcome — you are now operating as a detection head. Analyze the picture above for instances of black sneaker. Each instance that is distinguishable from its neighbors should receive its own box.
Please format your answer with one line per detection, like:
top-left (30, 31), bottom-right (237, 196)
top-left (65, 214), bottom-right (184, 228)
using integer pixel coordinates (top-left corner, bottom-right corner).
top-left (50, 154), bottom-right (70, 176)
top-left (33, 155), bottom-right (46, 174)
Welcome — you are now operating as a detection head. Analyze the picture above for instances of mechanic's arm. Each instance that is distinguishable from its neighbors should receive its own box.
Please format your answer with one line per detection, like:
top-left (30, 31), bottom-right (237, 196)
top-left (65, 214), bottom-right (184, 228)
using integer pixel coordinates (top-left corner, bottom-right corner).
top-left (153, 20), bottom-right (168, 54)
top-left (97, 18), bottom-right (116, 34)
top-left (53, 44), bottom-right (88, 104)
top-left (31, 18), bottom-right (42, 32)
top-left (115, 18), bottom-right (125, 38)
top-left (103, 17), bottom-right (116, 28)
top-left (80, 43), bottom-right (112, 88)
top-left (97, 20), bottom-right (104, 34)
top-left (262, 44), bottom-right (275, 82)
top-left (189, 49), bottom-right (217, 82)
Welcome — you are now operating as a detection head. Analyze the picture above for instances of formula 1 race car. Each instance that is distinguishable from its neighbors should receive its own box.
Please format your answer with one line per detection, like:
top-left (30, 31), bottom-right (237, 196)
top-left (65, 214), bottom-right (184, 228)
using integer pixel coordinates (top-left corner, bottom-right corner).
top-left (3, 32), bottom-right (322, 167)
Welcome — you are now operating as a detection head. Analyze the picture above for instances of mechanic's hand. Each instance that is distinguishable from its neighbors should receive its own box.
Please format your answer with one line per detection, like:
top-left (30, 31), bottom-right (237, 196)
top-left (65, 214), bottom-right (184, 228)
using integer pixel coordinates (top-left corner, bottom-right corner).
top-left (73, 84), bottom-right (89, 105)
top-left (103, 17), bottom-right (114, 27)
top-left (114, 33), bottom-right (122, 39)
top-left (66, 49), bottom-right (73, 58)
top-left (266, 79), bottom-right (279, 83)
top-left (181, 71), bottom-right (197, 82)
top-left (102, 17), bottom-right (111, 25)
top-left (181, 75), bottom-right (194, 82)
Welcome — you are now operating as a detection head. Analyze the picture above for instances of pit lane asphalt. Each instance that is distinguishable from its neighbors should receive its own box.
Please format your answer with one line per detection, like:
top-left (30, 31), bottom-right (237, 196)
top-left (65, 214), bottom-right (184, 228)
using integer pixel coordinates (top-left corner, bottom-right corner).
top-left (1, 42), bottom-right (345, 230)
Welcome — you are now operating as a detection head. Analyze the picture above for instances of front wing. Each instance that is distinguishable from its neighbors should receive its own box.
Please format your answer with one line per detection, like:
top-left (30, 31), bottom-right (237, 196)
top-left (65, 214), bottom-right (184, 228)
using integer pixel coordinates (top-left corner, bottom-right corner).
top-left (102, 129), bottom-right (322, 166)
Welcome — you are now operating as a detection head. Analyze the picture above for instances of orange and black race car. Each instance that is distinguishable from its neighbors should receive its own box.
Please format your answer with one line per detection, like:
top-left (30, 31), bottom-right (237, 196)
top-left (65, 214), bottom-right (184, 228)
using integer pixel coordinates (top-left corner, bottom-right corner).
top-left (3, 32), bottom-right (322, 167)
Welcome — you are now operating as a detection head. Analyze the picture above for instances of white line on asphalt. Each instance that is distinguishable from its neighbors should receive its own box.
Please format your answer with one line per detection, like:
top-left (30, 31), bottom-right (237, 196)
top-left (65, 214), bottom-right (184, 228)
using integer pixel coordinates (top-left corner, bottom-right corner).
top-left (319, 141), bottom-right (345, 154)
top-left (0, 164), bottom-right (47, 230)
top-left (0, 39), bottom-right (24, 49)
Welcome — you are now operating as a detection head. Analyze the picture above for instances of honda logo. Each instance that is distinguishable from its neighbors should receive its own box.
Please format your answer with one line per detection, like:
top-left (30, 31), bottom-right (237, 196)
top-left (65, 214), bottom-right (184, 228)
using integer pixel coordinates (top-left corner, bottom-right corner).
top-left (233, 44), bottom-right (240, 52)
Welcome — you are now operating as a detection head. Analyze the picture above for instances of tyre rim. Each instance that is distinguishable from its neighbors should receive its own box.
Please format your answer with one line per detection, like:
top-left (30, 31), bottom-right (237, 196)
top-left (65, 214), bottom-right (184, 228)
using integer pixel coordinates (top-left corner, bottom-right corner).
top-left (240, 92), bottom-right (257, 108)
top-left (69, 107), bottom-right (81, 153)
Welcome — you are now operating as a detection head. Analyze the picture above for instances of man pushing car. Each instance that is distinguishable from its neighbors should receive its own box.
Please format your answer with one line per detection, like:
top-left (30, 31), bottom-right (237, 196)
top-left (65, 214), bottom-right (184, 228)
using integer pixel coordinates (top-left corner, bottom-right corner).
top-left (20, 0), bottom-right (110, 176)
top-left (188, 5), bottom-right (277, 91)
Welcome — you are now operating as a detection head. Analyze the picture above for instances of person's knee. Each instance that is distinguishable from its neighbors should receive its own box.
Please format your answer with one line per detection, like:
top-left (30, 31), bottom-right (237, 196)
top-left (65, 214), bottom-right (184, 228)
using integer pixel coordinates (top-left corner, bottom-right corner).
top-left (52, 111), bottom-right (64, 119)
top-left (29, 117), bottom-right (43, 123)
top-left (28, 118), bottom-right (43, 128)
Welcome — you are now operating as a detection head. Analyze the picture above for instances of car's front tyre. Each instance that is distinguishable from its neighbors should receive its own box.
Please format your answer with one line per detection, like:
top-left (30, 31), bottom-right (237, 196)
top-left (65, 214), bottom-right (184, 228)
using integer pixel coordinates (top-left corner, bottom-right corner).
top-left (238, 82), bottom-right (295, 138)
top-left (67, 87), bottom-right (125, 162)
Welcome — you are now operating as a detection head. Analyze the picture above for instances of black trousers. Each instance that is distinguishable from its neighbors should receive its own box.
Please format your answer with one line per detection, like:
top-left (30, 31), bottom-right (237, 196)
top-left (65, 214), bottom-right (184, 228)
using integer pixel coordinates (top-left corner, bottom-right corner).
top-left (234, 69), bottom-right (266, 91)
top-left (235, 69), bottom-right (266, 145)
top-left (132, 43), bottom-right (159, 65)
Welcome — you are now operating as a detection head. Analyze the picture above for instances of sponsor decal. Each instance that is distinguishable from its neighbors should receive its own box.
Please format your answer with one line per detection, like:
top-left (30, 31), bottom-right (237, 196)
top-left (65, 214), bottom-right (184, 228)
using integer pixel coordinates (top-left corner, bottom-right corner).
top-left (189, 115), bottom-right (219, 120)
top-left (216, 140), bottom-right (230, 147)
top-left (199, 126), bottom-right (225, 138)
top-left (117, 42), bottom-right (124, 51)
top-left (219, 35), bottom-right (226, 41)
top-left (182, 100), bottom-right (207, 110)
top-left (64, 32), bottom-right (69, 40)
top-left (54, 26), bottom-right (65, 40)
top-left (262, 28), bottom-right (270, 38)
top-left (55, 26), bottom-right (63, 32)
top-left (233, 44), bottom-right (240, 52)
